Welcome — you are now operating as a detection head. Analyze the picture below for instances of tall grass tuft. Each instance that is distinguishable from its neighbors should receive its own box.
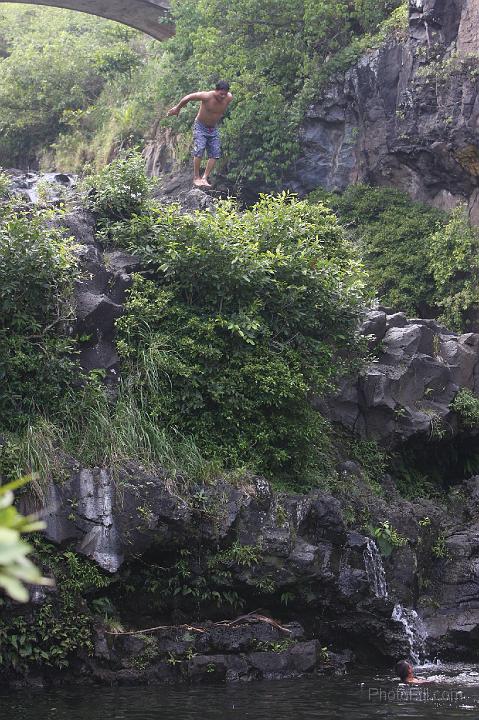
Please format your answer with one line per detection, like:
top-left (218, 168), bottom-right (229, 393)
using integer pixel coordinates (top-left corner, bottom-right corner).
top-left (5, 378), bottom-right (220, 494)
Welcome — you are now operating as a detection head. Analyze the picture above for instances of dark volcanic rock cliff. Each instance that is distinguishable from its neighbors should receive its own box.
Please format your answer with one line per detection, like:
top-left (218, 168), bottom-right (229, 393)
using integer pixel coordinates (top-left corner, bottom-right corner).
top-left (322, 308), bottom-right (479, 443)
top-left (288, 0), bottom-right (479, 221)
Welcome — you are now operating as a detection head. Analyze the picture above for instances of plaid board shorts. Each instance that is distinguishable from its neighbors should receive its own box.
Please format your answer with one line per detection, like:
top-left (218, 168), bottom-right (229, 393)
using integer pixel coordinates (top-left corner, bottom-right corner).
top-left (192, 120), bottom-right (221, 159)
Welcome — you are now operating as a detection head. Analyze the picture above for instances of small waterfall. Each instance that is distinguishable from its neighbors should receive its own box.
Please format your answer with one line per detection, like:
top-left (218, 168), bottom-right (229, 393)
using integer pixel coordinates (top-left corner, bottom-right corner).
top-left (392, 603), bottom-right (428, 663)
top-left (363, 538), bottom-right (388, 599)
top-left (7, 170), bottom-right (76, 203)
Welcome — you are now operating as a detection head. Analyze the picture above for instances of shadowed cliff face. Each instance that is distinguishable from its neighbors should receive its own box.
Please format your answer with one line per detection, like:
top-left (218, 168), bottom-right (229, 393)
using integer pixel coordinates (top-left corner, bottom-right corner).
top-left (287, 0), bottom-right (479, 221)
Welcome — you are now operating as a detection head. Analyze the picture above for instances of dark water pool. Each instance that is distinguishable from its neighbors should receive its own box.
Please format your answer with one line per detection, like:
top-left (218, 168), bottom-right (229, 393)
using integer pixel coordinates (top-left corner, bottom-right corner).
top-left (2, 664), bottom-right (479, 719)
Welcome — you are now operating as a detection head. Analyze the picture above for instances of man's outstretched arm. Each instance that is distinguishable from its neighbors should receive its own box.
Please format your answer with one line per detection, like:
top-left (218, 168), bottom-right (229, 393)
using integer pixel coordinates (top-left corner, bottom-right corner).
top-left (167, 92), bottom-right (208, 116)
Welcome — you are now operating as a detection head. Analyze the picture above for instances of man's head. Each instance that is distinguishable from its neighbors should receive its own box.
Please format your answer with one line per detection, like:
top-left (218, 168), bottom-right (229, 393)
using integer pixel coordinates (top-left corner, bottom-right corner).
top-left (215, 80), bottom-right (230, 99)
top-left (395, 660), bottom-right (413, 681)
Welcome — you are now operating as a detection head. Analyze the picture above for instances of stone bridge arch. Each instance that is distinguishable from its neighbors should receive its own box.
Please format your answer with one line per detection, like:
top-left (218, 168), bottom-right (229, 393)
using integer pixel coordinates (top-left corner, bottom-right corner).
top-left (0, 0), bottom-right (175, 40)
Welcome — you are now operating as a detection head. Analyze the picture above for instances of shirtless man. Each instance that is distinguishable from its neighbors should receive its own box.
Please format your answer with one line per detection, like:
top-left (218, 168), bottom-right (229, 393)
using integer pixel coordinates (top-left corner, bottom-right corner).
top-left (167, 81), bottom-right (233, 188)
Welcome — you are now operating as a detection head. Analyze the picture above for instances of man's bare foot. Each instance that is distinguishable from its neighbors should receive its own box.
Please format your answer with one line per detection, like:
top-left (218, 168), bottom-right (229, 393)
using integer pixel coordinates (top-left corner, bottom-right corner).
top-left (193, 177), bottom-right (203, 187)
top-left (201, 177), bottom-right (212, 188)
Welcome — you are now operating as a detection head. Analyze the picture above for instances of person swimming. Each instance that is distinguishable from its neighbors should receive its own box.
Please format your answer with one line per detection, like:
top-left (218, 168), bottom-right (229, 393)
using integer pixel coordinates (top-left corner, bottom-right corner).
top-left (395, 660), bottom-right (427, 684)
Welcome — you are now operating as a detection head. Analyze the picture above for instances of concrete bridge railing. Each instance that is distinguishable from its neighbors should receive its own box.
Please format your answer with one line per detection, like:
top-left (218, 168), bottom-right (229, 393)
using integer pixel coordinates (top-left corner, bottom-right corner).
top-left (0, 0), bottom-right (175, 40)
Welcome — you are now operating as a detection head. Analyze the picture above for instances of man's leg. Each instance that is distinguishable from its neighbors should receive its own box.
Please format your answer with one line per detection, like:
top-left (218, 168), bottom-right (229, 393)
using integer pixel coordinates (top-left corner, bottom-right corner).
top-left (193, 156), bottom-right (203, 186)
top-left (192, 121), bottom-right (206, 186)
top-left (201, 129), bottom-right (220, 186)
top-left (202, 158), bottom-right (217, 187)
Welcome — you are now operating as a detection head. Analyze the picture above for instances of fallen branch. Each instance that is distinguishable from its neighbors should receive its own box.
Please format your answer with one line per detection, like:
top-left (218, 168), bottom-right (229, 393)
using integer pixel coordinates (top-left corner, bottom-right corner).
top-left (105, 623), bottom-right (206, 636)
top-left (216, 610), bottom-right (293, 634)
top-left (105, 610), bottom-right (292, 637)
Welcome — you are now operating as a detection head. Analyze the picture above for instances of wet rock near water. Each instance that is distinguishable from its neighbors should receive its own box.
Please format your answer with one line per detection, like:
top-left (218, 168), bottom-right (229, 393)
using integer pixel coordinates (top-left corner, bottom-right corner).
top-left (90, 619), bottom-right (331, 685)
top-left (28, 459), bottom-right (432, 679)
top-left (5, 169), bottom-right (76, 204)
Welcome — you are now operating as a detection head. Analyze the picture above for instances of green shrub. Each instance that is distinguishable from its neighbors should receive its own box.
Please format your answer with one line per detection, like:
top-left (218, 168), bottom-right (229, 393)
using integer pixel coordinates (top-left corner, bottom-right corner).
top-left (311, 184), bottom-right (446, 317)
top-left (431, 532), bottom-right (449, 559)
top-left (370, 520), bottom-right (407, 557)
top-left (0, 170), bottom-right (10, 199)
top-left (82, 150), bottom-right (154, 221)
top-left (0, 477), bottom-right (51, 603)
top-left (343, 434), bottom-right (387, 493)
top-left (427, 206), bottom-right (479, 330)
top-left (451, 388), bottom-right (479, 429)
top-left (313, 186), bottom-right (479, 331)
top-left (107, 193), bottom-right (367, 483)
top-left (0, 205), bottom-right (78, 431)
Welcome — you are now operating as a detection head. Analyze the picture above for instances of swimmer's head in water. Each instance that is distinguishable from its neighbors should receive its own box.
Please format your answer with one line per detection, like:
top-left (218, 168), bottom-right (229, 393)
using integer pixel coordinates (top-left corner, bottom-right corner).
top-left (395, 660), bottom-right (413, 681)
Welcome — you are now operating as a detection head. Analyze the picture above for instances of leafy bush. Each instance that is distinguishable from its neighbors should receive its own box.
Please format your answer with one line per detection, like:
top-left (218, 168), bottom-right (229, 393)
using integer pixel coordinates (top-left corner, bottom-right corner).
top-left (310, 184), bottom-right (446, 318)
top-left (0, 205), bottom-right (78, 431)
top-left (0, 171), bottom-right (10, 199)
top-left (431, 532), bottom-right (449, 559)
top-left (0, 477), bottom-right (51, 603)
top-left (370, 520), bottom-right (407, 557)
top-left (107, 193), bottom-right (368, 482)
top-left (451, 388), bottom-right (479, 429)
top-left (314, 186), bottom-right (479, 330)
top-left (82, 150), bottom-right (154, 221)
top-left (427, 206), bottom-right (479, 330)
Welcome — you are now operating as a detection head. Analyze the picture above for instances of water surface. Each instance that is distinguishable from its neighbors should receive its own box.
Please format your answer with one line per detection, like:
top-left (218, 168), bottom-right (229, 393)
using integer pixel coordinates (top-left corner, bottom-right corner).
top-left (2, 664), bottom-right (479, 719)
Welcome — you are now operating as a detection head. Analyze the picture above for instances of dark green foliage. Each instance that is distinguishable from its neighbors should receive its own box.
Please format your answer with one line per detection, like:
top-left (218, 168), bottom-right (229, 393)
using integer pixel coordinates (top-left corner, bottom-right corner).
top-left (105, 192), bottom-right (368, 482)
top-left (0, 541), bottom-right (111, 672)
top-left (339, 432), bottom-right (387, 493)
top-left (129, 546), bottom-right (250, 616)
top-left (427, 206), bottom-right (479, 330)
top-left (451, 389), bottom-right (479, 429)
top-left (313, 185), bottom-right (479, 330)
top-left (392, 458), bottom-right (438, 500)
top-left (389, 436), bottom-right (479, 499)
top-left (369, 520), bottom-right (407, 557)
top-left (310, 184), bottom-right (446, 318)
top-left (0, 204), bottom-right (78, 431)
top-left (83, 150), bottom-right (154, 221)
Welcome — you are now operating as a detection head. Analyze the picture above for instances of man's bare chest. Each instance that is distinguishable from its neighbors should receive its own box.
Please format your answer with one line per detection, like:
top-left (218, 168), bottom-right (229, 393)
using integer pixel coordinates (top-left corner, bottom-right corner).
top-left (202, 99), bottom-right (227, 114)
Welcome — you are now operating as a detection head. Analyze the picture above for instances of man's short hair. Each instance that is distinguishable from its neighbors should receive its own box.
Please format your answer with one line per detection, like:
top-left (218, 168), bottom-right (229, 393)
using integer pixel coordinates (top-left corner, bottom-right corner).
top-left (216, 81), bottom-right (230, 92)
top-left (395, 660), bottom-right (411, 681)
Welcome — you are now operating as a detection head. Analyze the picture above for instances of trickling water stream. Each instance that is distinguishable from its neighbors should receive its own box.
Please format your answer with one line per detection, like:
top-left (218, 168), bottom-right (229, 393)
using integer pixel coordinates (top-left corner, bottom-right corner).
top-left (362, 538), bottom-right (429, 661)
top-left (392, 603), bottom-right (428, 663)
top-left (6, 170), bottom-right (76, 203)
top-left (363, 538), bottom-right (388, 599)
